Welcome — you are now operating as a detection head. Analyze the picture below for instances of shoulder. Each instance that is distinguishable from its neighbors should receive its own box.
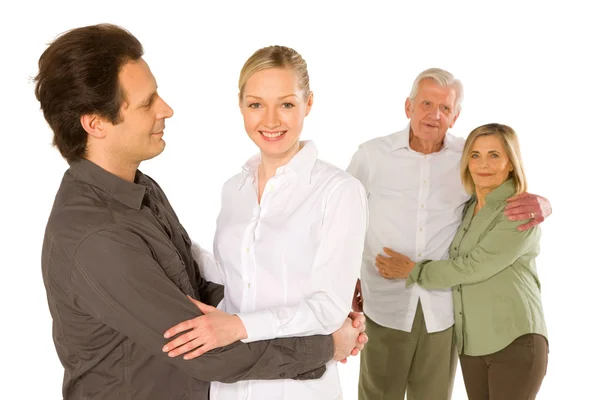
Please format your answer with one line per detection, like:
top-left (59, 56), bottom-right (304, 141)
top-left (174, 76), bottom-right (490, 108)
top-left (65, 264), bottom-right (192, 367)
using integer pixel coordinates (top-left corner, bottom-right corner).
top-left (356, 131), bottom-right (402, 153)
top-left (312, 160), bottom-right (365, 196)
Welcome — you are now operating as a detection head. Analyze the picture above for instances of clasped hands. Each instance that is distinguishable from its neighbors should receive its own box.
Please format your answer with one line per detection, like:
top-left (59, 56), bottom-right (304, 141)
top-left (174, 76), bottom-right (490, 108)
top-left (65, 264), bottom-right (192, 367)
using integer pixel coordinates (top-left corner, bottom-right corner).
top-left (162, 296), bottom-right (368, 363)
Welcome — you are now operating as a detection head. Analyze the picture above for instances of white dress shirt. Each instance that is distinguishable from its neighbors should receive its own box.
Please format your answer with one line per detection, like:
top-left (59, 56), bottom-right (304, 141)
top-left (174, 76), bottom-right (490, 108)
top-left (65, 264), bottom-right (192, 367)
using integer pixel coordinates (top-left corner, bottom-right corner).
top-left (347, 125), bottom-right (470, 333)
top-left (208, 141), bottom-right (368, 400)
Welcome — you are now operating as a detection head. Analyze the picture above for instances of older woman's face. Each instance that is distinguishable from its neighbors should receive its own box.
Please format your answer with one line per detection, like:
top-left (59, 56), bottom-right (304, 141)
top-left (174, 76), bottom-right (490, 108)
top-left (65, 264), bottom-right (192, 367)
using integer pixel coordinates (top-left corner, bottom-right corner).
top-left (240, 67), bottom-right (312, 160)
top-left (468, 135), bottom-right (513, 192)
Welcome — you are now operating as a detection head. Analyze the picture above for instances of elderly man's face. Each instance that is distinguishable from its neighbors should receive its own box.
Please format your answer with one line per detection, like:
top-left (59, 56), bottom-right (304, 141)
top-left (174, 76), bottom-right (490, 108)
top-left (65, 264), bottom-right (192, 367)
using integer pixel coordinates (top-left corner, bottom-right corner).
top-left (405, 79), bottom-right (460, 145)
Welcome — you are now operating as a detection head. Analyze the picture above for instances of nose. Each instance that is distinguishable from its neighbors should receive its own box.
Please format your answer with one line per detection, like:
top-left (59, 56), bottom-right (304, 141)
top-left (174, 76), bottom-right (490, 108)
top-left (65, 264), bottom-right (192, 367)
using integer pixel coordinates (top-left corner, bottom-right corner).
top-left (157, 96), bottom-right (174, 119)
top-left (264, 107), bottom-right (280, 129)
top-left (429, 107), bottom-right (441, 119)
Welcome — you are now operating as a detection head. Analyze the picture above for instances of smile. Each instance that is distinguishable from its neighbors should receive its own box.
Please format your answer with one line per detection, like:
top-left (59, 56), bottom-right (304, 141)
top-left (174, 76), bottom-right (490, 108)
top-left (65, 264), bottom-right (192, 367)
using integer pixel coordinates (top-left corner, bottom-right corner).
top-left (260, 131), bottom-right (286, 138)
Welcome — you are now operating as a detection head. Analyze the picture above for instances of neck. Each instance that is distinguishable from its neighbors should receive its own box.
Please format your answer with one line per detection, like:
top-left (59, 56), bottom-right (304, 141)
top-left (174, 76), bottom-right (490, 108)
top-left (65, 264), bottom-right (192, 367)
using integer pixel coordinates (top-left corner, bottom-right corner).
top-left (85, 151), bottom-right (140, 182)
top-left (474, 187), bottom-right (495, 211)
top-left (409, 130), bottom-right (444, 154)
top-left (258, 141), bottom-right (302, 182)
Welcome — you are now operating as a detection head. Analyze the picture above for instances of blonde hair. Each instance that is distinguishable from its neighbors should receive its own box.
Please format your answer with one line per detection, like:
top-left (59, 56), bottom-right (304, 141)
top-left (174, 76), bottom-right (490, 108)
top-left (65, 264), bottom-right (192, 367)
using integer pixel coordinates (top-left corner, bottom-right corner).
top-left (238, 45), bottom-right (311, 101)
top-left (460, 123), bottom-right (528, 195)
top-left (409, 68), bottom-right (464, 112)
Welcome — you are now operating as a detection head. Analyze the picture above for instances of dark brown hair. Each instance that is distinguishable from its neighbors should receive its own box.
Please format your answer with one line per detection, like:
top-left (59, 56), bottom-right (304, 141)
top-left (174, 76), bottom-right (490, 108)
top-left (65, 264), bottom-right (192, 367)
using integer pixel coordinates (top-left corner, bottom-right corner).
top-left (34, 24), bottom-right (143, 162)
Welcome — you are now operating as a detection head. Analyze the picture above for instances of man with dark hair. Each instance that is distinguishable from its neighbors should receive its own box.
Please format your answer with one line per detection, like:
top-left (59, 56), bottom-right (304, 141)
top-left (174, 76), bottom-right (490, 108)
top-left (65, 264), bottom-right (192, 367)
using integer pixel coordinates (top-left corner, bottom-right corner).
top-left (37, 24), bottom-right (365, 400)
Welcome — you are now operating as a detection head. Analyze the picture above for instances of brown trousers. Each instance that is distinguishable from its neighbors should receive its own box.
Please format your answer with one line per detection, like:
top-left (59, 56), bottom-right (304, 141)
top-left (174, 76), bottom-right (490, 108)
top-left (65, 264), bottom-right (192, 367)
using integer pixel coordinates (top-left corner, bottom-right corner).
top-left (358, 302), bottom-right (457, 400)
top-left (459, 334), bottom-right (548, 400)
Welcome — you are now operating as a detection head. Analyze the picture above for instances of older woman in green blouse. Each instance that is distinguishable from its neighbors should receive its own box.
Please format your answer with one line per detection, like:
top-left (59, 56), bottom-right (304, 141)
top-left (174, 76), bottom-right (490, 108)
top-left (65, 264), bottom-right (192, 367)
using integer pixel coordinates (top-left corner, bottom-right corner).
top-left (377, 123), bottom-right (548, 400)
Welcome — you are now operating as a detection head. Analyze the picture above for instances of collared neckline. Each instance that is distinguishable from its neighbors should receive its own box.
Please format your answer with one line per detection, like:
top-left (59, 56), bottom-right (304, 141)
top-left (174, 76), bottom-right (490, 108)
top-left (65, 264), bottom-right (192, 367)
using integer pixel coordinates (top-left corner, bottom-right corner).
top-left (482, 178), bottom-right (517, 206)
top-left (238, 141), bottom-right (318, 189)
top-left (390, 123), bottom-right (463, 154)
top-left (69, 158), bottom-right (147, 210)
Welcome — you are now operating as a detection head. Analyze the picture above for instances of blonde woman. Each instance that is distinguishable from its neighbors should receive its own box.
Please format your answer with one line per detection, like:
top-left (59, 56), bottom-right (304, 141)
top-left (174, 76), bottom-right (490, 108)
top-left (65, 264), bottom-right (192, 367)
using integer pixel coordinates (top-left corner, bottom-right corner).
top-left (162, 46), bottom-right (368, 399)
top-left (377, 123), bottom-right (548, 399)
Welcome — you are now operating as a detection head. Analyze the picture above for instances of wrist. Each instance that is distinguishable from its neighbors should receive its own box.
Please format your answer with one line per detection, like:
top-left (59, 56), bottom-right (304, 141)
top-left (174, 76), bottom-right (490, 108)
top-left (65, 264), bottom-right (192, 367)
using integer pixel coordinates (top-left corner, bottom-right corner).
top-left (232, 315), bottom-right (248, 341)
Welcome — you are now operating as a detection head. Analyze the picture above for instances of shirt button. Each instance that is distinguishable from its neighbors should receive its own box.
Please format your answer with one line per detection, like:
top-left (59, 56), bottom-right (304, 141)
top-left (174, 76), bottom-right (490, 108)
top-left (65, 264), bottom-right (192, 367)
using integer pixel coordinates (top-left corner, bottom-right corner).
top-left (454, 247), bottom-right (457, 250)
top-left (418, 253), bottom-right (422, 257)
top-left (245, 248), bottom-right (249, 253)
top-left (423, 180), bottom-right (428, 184)
top-left (420, 204), bottom-right (424, 209)
top-left (247, 283), bottom-right (251, 288)
top-left (419, 227), bottom-right (423, 232)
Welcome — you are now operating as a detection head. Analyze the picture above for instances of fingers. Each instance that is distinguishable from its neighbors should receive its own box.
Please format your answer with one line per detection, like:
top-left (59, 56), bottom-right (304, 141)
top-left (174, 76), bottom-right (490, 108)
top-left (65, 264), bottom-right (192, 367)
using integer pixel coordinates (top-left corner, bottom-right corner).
top-left (505, 192), bottom-right (529, 204)
top-left (186, 295), bottom-right (203, 308)
top-left (348, 312), bottom-right (365, 328)
top-left (166, 337), bottom-right (205, 358)
top-left (183, 342), bottom-right (214, 360)
top-left (163, 317), bottom-right (200, 339)
top-left (163, 329), bottom-right (199, 352)
top-left (197, 302), bottom-right (216, 314)
top-left (382, 247), bottom-right (400, 257)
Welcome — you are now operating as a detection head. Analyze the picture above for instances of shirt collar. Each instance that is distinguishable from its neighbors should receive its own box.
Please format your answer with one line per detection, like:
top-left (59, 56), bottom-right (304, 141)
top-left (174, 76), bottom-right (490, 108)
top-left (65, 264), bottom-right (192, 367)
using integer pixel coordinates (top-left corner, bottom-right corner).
top-left (69, 158), bottom-right (147, 210)
top-left (484, 178), bottom-right (517, 206)
top-left (390, 123), bottom-right (463, 153)
top-left (238, 140), bottom-right (318, 189)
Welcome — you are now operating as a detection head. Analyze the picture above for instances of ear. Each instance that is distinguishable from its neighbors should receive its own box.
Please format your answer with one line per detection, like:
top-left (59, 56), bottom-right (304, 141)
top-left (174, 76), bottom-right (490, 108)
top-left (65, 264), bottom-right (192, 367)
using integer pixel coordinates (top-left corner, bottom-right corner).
top-left (80, 114), bottom-right (107, 139)
top-left (305, 91), bottom-right (314, 117)
top-left (238, 94), bottom-right (243, 114)
top-left (449, 109), bottom-right (461, 128)
top-left (404, 97), bottom-right (412, 118)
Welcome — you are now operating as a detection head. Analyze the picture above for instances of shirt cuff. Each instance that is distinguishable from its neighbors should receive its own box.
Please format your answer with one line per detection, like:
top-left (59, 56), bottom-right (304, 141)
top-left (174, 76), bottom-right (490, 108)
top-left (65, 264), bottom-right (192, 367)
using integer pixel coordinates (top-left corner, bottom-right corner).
top-left (237, 309), bottom-right (278, 343)
top-left (406, 260), bottom-right (428, 287)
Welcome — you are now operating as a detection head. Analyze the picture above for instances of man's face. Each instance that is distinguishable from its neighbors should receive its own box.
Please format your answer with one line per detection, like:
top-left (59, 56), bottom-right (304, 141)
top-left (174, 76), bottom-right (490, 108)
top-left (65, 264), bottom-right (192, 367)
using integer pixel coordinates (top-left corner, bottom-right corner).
top-left (405, 78), bottom-right (460, 145)
top-left (104, 58), bottom-right (174, 164)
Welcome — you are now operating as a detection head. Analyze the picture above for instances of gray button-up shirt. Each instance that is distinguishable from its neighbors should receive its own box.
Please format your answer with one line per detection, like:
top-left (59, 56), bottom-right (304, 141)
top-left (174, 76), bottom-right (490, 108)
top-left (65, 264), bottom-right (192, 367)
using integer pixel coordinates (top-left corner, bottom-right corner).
top-left (41, 159), bottom-right (333, 400)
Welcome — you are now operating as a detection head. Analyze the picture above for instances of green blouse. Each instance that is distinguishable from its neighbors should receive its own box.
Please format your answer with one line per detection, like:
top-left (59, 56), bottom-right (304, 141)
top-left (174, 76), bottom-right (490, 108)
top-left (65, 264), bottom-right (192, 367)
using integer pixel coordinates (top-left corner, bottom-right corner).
top-left (407, 179), bottom-right (547, 356)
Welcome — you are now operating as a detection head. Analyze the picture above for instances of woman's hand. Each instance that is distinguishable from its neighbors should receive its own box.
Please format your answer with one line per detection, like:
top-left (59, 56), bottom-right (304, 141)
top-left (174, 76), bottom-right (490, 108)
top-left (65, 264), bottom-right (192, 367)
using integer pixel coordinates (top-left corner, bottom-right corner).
top-left (162, 296), bottom-right (247, 360)
top-left (375, 247), bottom-right (415, 279)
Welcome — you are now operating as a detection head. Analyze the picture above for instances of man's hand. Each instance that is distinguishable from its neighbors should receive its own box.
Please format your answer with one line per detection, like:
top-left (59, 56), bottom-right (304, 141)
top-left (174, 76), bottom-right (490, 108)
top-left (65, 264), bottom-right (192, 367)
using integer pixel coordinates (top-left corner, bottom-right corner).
top-left (375, 247), bottom-right (415, 279)
top-left (505, 192), bottom-right (552, 231)
top-left (162, 296), bottom-right (247, 360)
top-left (352, 279), bottom-right (363, 312)
top-left (332, 316), bottom-right (367, 362)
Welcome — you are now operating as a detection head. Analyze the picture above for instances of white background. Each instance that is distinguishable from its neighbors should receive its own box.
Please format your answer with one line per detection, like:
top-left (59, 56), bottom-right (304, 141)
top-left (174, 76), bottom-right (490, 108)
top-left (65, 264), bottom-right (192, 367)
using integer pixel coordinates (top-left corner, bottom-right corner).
top-left (1, 1), bottom-right (597, 399)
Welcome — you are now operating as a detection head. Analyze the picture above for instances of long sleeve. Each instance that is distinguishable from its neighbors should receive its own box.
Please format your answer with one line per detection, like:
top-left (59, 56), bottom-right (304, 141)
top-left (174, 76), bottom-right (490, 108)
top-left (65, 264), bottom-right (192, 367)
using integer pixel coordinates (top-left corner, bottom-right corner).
top-left (346, 145), bottom-right (370, 191)
top-left (237, 178), bottom-right (368, 342)
top-left (71, 228), bottom-right (333, 384)
top-left (191, 241), bottom-right (224, 285)
top-left (407, 214), bottom-right (540, 289)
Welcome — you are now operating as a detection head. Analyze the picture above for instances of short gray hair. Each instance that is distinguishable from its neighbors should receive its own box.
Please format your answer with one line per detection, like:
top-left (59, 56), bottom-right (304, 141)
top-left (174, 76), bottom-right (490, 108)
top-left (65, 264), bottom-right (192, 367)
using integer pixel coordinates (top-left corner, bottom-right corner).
top-left (408, 68), bottom-right (464, 112)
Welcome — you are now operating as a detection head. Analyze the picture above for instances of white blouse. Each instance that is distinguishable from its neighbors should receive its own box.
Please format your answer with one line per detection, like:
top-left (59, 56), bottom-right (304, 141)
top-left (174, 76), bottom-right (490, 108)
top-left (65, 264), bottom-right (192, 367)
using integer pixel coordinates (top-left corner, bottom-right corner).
top-left (205, 141), bottom-right (368, 400)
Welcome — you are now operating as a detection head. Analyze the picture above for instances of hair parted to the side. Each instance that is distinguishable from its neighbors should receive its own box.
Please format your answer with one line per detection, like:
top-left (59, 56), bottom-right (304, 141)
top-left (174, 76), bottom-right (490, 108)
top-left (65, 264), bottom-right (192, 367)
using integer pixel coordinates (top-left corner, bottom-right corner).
top-left (409, 68), bottom-right (464, 112)
top-left (460, 123), bottom-right (528, 195)
top-left (34, 24), bottom-right (143, 162)
top-left (238, 45), bottom-right (311, 101)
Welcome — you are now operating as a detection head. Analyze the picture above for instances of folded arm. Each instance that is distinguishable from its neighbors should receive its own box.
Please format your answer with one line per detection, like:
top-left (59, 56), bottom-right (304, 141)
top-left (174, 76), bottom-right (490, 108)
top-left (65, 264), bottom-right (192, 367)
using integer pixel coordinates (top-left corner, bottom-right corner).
top-left (71, 228), bottom-right (333, 383)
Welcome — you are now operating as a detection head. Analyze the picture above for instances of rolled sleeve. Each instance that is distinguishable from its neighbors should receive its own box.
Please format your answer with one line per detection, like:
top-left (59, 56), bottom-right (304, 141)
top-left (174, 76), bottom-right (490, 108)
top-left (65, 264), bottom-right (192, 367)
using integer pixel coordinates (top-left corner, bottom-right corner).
top-left (71, 227), bottom-right (332, 383)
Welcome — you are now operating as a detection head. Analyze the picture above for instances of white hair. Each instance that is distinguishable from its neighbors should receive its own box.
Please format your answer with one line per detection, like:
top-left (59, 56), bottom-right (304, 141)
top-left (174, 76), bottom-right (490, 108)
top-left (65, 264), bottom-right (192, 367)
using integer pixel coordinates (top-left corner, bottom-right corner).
top-left (408, 68), bottom-right (464, 112)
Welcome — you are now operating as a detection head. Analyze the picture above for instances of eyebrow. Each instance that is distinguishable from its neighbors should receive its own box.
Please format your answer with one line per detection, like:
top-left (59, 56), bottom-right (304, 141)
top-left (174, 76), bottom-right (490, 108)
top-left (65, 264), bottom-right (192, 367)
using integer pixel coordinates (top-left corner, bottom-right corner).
top-left (245, 94), bottom-right (299, 100)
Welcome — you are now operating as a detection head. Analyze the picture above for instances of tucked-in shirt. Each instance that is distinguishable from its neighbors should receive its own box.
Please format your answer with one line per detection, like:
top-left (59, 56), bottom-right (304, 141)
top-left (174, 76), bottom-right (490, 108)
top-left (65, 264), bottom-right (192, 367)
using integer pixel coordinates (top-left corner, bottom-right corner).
top-left (407, 179), bottom-right (548, 356)
top-left (209, 141), bottom-right (368, 400)
top-left (347, 125), bottom-right (470, 333)
top-left (41, 159), bottom-right (333, 400)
